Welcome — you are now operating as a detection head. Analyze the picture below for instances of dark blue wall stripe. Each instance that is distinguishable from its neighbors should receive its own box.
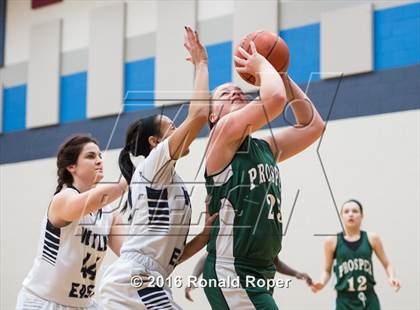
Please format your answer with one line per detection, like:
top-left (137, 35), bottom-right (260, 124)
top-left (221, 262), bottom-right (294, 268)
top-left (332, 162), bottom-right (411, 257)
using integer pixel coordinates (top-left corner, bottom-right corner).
top-left (60, 72), bottom-right (87, 123)
top-left (207, 41), bottom-right (232, 90)
top-left (124, 58), bottom-right (155, 112)
top-left (374, 2), bottom-right (420, 70)
top-left (1, 64), bottom-right (419, 164)
top-left (2, 85), bottom-right (26, 132)
top-left (280, 23), bottom-right (320, 84)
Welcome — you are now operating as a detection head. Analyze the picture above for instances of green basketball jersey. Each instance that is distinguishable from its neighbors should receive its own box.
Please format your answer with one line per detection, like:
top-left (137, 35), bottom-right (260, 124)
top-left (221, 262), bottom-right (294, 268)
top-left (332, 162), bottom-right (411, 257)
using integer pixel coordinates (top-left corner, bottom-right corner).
top-left (205, 136), bottom-right (282, 264)
top-left (334, 231), bottom-right (376, 293)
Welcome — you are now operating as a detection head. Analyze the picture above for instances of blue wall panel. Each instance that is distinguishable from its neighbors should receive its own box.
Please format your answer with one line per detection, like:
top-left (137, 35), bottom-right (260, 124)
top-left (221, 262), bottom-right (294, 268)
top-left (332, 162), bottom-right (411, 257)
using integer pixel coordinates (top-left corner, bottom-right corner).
top-left (207, 41), bottom-right (232, 91)
top-left (124, 58), bottom-right (155, 112)
top-left (2, 85), bottom-right (26, 133)
top-left (374, 2), bottom-right (420, 70)
top-left (280, 23), bottom-right (320, 84)
top-left (60, 72), bottom-right (87, 123)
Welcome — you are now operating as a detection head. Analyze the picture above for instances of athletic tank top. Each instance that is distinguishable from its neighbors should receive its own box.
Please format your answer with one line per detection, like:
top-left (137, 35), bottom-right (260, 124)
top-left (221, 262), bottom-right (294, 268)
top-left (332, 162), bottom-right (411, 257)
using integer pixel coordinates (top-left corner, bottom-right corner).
top-left (333, 231), bottom-right (376, 293)
top-left (205, 136), bottom-right (282, 265)
top-left (23, 187), bottom-right (114, 307)
top-left (120, 139), bottom-right (192, 277)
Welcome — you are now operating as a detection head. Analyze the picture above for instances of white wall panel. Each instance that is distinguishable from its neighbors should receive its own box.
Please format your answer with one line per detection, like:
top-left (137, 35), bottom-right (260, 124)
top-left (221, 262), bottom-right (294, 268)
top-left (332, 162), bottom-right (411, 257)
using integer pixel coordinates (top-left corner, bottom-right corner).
top-left (198, 0), bottom-right (234, 21)
top-left (321, 4), bottom-right (373, 79)
top-left (233, 0), bottom-right (278, 92)
top-left (26, 19), bottom-right (61, 128)
top-left (126, 0), bottom-right (157, 37)
top-left (155, 0), bottom-right (196, 106)
top-left (87, 3), bottom-right (125, 118)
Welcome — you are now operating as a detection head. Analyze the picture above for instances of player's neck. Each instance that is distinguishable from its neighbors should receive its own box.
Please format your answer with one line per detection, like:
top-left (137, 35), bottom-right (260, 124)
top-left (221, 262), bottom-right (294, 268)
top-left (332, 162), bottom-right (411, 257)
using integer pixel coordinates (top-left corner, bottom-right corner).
top-left (72, 179), bottom-right (93, 193)
top-left (344, 227), bottom-right (361, 239)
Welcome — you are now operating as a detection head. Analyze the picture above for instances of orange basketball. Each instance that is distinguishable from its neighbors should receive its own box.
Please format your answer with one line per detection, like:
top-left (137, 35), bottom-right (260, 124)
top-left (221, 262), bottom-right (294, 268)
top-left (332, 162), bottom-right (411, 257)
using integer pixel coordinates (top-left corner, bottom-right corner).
top-left (234, 30), bottom-right (290, 85)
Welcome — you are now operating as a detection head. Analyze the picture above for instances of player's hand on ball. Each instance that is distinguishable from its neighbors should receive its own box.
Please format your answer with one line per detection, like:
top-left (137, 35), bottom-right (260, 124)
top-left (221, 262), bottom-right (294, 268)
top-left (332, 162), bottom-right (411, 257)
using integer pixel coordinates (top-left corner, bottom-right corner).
top-left (184, 26), bottom-right (208, 65)
top-left (389, 277), bottom-right (401, 292)
top-left (234, 41), bottom-right (266, 85)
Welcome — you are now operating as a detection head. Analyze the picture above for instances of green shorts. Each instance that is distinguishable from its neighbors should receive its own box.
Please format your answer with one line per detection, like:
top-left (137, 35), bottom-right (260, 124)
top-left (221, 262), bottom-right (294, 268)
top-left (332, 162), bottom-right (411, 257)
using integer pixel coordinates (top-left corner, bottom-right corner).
top-left (336, 290), bottom-right (380, 310)
top-left (203, 254), bottom-right (279, 310)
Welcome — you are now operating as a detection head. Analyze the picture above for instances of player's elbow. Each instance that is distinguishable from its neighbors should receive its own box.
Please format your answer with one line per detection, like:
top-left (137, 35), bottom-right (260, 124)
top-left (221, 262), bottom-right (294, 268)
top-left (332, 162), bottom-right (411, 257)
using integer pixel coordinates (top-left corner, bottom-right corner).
top-left (189, 108), bottom-right (209, 125)
top-left (312, 119), bottom-right (325, 139)
top-left (272, 90), bottom-right (286, 108)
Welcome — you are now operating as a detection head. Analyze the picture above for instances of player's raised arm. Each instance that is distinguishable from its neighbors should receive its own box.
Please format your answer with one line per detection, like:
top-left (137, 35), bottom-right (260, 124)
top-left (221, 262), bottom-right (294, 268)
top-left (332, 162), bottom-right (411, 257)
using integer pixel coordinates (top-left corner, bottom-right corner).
top-left (167, 26), bottom-right (209, 160)
top-left (214, 41), bottom-right (286, 144)
top-left (263, 76), bottom-right (325, 162)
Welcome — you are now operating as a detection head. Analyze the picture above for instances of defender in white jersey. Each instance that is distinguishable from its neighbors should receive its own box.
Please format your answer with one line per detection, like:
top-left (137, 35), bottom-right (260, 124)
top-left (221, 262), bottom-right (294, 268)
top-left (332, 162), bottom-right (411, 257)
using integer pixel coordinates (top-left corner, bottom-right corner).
top-left (16, 135), bottom-right (127, 309)
top-left (99, 27), bottom-right (214, 310)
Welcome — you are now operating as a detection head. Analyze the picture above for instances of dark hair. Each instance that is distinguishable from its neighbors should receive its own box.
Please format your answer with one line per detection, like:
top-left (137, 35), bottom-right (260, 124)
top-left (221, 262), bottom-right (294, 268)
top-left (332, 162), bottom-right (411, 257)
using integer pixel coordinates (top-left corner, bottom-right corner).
top-left (55, 135), bottom-right (99, 194)
top-left (342, 199), bottom-right (364, 214)
top-left (118, 115), bottom-right (160, 184)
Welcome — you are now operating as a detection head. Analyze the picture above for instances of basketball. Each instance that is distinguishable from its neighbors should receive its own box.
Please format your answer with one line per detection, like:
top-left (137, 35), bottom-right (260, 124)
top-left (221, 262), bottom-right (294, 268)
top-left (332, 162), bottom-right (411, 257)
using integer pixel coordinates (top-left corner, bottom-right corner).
top-left (234, 30), bottom-right (290, 85)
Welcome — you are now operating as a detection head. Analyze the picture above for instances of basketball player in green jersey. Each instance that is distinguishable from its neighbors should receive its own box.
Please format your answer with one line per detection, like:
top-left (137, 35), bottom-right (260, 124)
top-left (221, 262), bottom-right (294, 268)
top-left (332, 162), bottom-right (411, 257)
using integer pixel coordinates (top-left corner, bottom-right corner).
top-left (311, 200), bottom-right (401, 310)
top-left (203, 41), bottom-right (325, 309)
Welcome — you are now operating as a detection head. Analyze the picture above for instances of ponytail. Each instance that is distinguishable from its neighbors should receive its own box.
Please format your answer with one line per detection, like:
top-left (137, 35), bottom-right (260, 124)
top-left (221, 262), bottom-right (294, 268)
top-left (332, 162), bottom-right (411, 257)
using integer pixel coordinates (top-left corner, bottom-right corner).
top-left (118, 145), bottom-right (135, 184)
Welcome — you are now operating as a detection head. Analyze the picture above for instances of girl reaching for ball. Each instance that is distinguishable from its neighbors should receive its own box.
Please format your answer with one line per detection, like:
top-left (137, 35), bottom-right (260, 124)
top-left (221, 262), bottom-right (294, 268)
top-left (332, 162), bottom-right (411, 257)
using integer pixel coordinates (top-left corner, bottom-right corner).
top-left (203, 40), bottom-right (325, 309)
top-left (311, 199), bottom-right (401, 310)
top-left (98, 26), bottom-right (216, 310)
top-left (16, 135), bottom-right (127, 310)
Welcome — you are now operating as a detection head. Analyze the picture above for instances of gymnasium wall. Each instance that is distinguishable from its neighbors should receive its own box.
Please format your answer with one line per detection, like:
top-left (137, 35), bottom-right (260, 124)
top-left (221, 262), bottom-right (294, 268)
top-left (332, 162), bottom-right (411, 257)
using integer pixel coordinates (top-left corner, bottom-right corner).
top-left (1, 0), bottom-right (419, 309)
top-left (1, 110), bottom-right (419, 309)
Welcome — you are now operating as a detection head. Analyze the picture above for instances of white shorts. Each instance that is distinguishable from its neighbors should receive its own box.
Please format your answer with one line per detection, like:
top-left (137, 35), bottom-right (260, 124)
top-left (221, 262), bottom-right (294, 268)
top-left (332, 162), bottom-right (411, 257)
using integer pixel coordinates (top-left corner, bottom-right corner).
top-left (98, 252), bottom-right (181, 310)
top-left (16, 288), bottom-right (98, 310)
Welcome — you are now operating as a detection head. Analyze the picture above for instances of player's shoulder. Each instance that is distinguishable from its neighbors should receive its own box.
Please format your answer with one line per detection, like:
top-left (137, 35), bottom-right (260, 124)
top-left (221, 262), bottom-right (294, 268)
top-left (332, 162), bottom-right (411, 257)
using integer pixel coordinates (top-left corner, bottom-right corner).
top-left (325, 235), bottom-right (338, 249)
top-left (52, 187), bottom-right (79, 203)
top-left (366, 231), bottom-right (380, 245)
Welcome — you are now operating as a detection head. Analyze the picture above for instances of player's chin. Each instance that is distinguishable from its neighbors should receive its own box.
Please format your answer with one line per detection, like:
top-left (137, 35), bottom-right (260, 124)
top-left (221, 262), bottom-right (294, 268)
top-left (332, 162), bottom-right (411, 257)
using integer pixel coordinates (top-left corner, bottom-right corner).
top-left (95, 171), bottom-right (104, 181)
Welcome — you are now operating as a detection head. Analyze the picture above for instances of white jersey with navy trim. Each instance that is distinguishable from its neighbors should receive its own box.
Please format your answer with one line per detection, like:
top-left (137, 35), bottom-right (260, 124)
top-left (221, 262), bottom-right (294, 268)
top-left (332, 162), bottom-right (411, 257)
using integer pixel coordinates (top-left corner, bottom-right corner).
top-left (120, 139), bottom-right (192, 276)
top-left (22, 191), bottom-right (114, 308)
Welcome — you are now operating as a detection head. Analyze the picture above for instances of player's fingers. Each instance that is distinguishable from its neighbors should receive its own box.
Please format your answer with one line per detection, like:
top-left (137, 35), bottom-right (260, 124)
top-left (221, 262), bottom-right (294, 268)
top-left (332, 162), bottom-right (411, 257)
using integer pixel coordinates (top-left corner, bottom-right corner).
top-left (249, 40), bottom-right (257, 54)
top-left (236, 67), bottom-right (249, 73)
top-left (238, 46), bottom-right (250, 59)
top-left (234, 56), bottom-right (247, 66)
top-left (206, 212), bottom-right (218, 225)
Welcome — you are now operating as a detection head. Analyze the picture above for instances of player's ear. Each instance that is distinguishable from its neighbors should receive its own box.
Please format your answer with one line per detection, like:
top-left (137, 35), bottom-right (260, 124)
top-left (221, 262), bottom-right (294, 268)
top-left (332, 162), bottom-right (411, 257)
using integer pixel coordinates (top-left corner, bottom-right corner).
top-left (209, 112), bottom-right (219, 125)
top-left (66, 164), bottom-right (76, 174)
top-left (148, 135), bottom-right (159, 148)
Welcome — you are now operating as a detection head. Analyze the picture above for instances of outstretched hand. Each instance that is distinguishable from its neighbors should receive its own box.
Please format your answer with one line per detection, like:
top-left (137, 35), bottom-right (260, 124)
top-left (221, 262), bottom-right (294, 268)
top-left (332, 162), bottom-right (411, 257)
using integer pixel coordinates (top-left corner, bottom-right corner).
top-left (234, 41), bottom-right (267, 85)
top-left (184, 26), bottom-right (208, 65)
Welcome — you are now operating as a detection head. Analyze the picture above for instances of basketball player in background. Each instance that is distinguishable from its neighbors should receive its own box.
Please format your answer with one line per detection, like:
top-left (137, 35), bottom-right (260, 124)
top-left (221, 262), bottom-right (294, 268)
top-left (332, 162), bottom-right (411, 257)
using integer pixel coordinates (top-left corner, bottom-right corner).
top-left (203, 41), bottom-right (325, 309)
top-left (98, 26), bottom-right (215, 309)
top-left (16, 135), bottom-right (128, 309)
top-left (185, 252), bottom-right (313, 302)
top-left (311, 199), bottom-right (401, 310)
